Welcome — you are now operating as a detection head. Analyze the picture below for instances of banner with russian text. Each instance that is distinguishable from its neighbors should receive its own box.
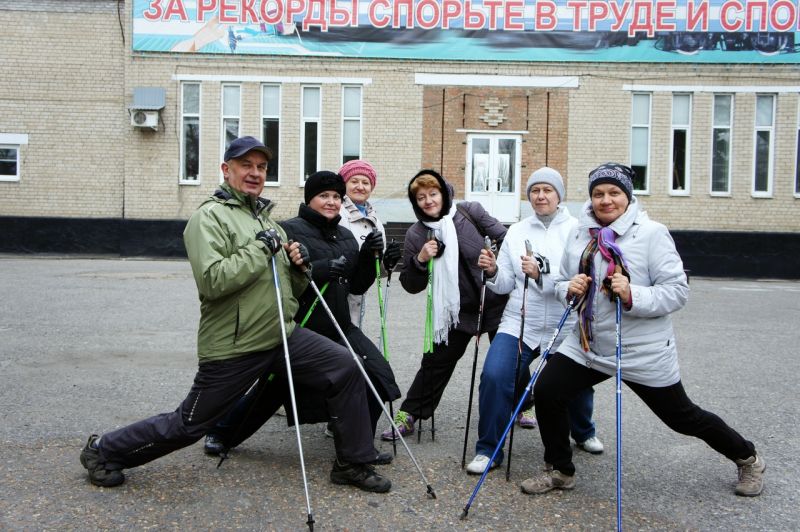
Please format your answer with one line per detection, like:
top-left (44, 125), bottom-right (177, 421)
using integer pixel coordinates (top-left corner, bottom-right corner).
top-left (133, 0), bottom-right (800, 62)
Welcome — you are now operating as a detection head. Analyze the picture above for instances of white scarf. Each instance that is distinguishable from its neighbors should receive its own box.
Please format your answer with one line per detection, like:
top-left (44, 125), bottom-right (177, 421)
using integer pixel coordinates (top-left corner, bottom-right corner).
top-left (423, 207), bottom-right (460, 344)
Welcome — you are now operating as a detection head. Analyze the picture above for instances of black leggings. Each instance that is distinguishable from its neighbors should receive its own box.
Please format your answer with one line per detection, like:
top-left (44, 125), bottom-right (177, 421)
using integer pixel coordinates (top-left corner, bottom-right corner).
top-left (534, 353), bottom-right (755, 476)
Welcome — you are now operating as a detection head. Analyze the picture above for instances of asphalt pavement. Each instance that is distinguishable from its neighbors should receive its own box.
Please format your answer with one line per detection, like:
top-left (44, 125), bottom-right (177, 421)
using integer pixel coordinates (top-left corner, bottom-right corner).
top-left (1, 256), bottom-right (798, 530)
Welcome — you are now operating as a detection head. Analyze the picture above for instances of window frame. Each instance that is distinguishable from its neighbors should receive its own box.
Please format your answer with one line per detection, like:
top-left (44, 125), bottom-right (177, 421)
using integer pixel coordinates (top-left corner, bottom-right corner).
top-left (261, 83), bottom-right (282, 186)
top-left (179, 81), bottom-right (202, 185)
top-left (751, 94), bottom-right (775, 198)
top-left (710, 94), bottom-right (734, 196)
top-left (300, 85), bottom-right (322, 184)
top-left (341, 85), bottom-right (362, 165)
top-left (220, 83), bottom-right (242, 182)
top-left (794, 99), bottom-right (800, 198)
top-left (0, 134), bottom-right (26, 182)
top-left (630, 92), bottom-right (652, 194)
top-left (669, 93), bottom-right (692, 196)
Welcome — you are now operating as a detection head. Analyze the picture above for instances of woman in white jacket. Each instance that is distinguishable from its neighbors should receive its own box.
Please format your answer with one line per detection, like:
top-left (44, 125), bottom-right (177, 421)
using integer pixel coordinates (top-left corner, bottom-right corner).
top-left (466, 168), bottom-right (601, 475)
top-left (338, 160), bottom-right (402, 327)
top-left (521, 163), bottom-right (764, 498)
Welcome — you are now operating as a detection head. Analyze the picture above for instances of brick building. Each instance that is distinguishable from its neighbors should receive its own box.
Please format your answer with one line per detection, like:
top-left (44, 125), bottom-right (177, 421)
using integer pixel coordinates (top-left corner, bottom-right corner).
top-left (1, 0), bottom-right (799, 276)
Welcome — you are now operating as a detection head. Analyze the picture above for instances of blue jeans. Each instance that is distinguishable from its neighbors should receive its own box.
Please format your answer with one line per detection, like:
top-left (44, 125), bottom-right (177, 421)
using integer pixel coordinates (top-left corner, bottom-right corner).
top-left (475, 332), bottom-right (596, 465)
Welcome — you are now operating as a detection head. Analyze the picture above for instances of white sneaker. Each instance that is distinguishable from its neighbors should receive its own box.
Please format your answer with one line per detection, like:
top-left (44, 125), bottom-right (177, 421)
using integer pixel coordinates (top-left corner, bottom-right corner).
top-left (576, 436), bottom-right (604, 454)
top-left (466, 454), bottom-right (498, 475)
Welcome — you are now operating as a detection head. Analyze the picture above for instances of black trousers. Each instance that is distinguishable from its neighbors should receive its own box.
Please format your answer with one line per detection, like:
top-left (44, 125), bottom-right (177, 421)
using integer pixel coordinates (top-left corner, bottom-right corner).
top-left (534, 353), bottom-right (756, 476)
top-left (399, 329), bottom-right (495, 420)
top-left (97, 328), bottom-right (376, 470)
top-left (212, 324), bottom-right (398, 439)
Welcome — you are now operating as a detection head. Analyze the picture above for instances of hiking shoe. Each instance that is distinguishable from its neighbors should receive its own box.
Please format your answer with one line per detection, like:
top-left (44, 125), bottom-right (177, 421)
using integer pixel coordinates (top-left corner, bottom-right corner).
top-left (735, 454), bottom-right (766, 496)
top-left (204, 434), bottom-right (225, 455)
top-left (520, 467), bottom-right (575, 495)
top-left (80, 435), bottom-right (125, 487)
top-left (380, 411), bottom-right (414, 441)
top-left (466, 454), bottom-right (498, 475)
top-left (369, 451), bottom-right (394, 465)
top-left (324, 422), bottom-right (335, 439)
top-left (330, 460), bottom-right (392, 493)
top-left (576, 436), bottom-right (604, 454)
top-left (517, 408), bottom-right (538, 429)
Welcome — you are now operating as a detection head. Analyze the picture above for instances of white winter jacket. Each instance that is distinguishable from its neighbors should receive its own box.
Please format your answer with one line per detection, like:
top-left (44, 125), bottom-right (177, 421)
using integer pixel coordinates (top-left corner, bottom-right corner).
top-left (488, 204), bottom-right (577, 351)
top-left (338, 196), bottom-right (386, 327)
top-left (554, 197), bottom-right (689, 387)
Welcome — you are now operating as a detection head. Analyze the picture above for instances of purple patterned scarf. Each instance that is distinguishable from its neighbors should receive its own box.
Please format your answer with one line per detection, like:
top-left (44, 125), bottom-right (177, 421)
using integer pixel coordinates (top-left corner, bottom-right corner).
top-left (577, 226), bottom-right (629, 351)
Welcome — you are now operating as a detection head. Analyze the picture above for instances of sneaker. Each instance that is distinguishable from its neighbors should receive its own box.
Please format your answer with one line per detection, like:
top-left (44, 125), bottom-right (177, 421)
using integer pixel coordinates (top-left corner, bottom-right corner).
top-left (517, 408), bottom-right (538, 429)
top-left (466, 454), bottom-right (498, 475)
top-left (380, 411), bottom-right (414, 441)
top-left (80, 434), bottom-right (125, 487)
top-left (204, 434), bottom-right (226, 455)
top-left (369, 451), bottom-right (394, 465)
top-left (576, 436), bottom-right (604, 454)
top-left (735, 454), bottom-right (766, 496)
top-left (330, 460), bottom-right (392, 493)
top-left (520, 467), bottom-right (575, 495)
top-left (324, 421), bottom-right (334, 439)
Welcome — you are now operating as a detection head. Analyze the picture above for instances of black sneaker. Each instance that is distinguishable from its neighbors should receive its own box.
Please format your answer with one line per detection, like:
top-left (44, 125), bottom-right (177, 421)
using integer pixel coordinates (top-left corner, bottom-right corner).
top-left (80, 435), bottom-right (125, 487)
top-left (204, 434), bottom-right (226, 456)
top-left (369, 451), bottom-right (393, 465)
top-left (330, 460), bottom-right (392, 493)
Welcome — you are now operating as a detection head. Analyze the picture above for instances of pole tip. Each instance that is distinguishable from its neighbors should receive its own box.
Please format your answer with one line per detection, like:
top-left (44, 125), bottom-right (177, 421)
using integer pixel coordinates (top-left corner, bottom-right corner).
top-left (216, 452), bottom-right (228, 469)
top-left (427, 485), bottom-right (437, 499)
top-left (460, 508), bottom-right (469, 520)
top-left (306, 514), bottom-right (315, 531)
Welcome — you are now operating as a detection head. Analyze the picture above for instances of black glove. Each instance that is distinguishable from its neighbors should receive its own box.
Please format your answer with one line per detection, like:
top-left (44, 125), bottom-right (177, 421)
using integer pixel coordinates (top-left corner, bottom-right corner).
top-left (294, 242), bottom-right (311, 270)
top-left (383, 240), bottom-right (401, 270)
top-left (361, 229), bottom-right (385, 259)
top-left (255, 228), bottom-right (282, 255)
top-left (328, 255), bottom-right (350, 282)
top-left (433, 238), bottom-right (446, 258)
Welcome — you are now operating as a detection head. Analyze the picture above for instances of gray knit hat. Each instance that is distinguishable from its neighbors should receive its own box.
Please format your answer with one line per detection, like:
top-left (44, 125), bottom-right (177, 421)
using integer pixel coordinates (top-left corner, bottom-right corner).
top-left (526, 167), bottom-right (565, 203)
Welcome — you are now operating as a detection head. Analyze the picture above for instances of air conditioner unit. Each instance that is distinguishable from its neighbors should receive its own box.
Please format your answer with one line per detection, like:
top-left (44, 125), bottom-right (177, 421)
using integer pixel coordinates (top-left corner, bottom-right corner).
top-left (130, 110), bottom-right (159, 129)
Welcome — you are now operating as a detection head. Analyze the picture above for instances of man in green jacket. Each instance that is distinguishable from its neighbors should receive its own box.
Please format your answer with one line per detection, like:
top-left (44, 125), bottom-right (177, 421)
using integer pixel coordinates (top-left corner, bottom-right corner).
top-left (80, 136), bottom-right (391, 493)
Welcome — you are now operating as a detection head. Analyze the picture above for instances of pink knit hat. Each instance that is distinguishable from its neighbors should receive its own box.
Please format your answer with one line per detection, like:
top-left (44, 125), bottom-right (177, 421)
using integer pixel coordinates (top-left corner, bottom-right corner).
top-left (338, 160), bottom-right (377, 189)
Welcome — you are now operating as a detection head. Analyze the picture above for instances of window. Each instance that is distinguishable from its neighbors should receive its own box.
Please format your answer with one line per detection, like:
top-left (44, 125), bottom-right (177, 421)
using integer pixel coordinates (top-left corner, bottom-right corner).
top-left (670, 94), bottom-right (691, 194)
top-left (342, 85), bottom-right (362, 164)
top-left (630, 93), bottom-right (651, 192)
top-left (301, 86), bottom-right (321, 181)
top-left (261, 84), bottom-right (281, 184)
top-left (711, 94), bottom-right (733, 195)
top-left (0, 134), bottom-right (26, 181)
top-left (180, 82), bottom-right (200, 183)
top-left (221, 84), bottom-right (241, 167)
top-left (753, 94), bottom-right (775, 196)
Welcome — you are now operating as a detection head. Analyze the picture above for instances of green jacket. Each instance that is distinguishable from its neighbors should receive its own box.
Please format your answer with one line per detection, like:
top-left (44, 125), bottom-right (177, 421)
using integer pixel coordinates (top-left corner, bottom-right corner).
top-left (183, 184), bottom-right (308, 362)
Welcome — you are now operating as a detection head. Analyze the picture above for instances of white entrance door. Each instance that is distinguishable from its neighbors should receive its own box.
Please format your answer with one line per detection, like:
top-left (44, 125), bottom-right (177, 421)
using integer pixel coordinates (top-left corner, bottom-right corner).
top-left (465, 135), bottom-right (521, 223)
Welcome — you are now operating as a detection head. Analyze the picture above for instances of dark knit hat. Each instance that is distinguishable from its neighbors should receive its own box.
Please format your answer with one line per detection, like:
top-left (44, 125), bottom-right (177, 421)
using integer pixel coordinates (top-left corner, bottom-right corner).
top-left (588, 163), bottom-right (635, 201)
top-left (304, 171), bottom-right (345, 204)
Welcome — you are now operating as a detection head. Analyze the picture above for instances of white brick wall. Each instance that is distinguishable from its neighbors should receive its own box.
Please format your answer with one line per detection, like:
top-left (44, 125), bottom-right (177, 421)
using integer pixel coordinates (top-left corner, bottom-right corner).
top-left (0, 1), bottom-right (798, 232)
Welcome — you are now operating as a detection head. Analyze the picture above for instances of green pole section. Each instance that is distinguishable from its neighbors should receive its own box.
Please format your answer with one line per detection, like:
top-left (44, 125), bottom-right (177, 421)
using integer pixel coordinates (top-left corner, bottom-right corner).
top-left (375, 257), bottom-right (389, 361)
top-left (299, 282), bottom-right (329, 328)
top-left (423, 259), bottom-right (434, 354)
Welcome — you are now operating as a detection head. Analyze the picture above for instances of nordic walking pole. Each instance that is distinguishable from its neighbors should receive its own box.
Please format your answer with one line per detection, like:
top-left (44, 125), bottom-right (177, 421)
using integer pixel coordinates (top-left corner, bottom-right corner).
top-left (506, 239), bottom-right (534, 481)
top-left (461, 235), bottom-right (493, 469)
top-left (270, 236), bottom-right (315, 531)
top-left (374, 247), bottom-right (397, 457)
top-left (303, 265), bottom-right (437, 499)
top-left (461, 298), bottom-right (578, 520)
top-left (615, 294), bottom-right (623, 532)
